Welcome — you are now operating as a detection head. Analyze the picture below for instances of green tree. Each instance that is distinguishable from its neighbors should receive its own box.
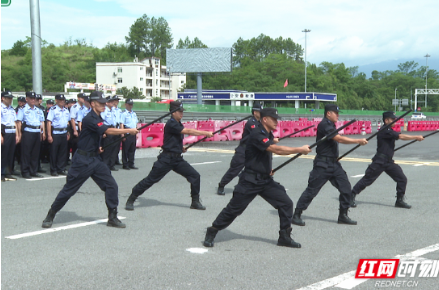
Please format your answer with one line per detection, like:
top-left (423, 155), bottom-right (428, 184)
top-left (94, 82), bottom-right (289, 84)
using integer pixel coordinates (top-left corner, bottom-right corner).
top-left (116, 86), bottom-right (145, 99)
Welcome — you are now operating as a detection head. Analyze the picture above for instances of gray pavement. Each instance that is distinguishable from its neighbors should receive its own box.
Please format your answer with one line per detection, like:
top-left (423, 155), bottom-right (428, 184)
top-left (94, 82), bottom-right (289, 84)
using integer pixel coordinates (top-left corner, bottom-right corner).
top-left (1, 132), bottom-right (438, 289)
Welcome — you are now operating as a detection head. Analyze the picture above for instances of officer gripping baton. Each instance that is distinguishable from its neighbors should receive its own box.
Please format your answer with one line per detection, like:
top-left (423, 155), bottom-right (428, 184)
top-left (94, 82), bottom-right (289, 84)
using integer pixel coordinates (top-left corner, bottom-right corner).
top-left (278, 125), bottom-right (315, 141)
top-left (185, 115), bottom-right (252, 150)
top-left (394, 129), bottom-right (439, 152)
top-left (102, 107), bottom-right (181, 150)
top-left (272, 119), bottom-right (357, 173)
top-left (337, 110), bottom-right (412, 161)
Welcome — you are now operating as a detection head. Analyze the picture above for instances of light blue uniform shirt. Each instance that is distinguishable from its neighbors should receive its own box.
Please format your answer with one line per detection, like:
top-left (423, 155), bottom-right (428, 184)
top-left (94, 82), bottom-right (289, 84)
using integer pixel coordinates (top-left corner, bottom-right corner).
top-left (47, 105), bottom-right (70, 134)
top-left (69, 103), bottom-right (82, 130)
top-left (1, 103), bottom-right (18, 133)
top-left (120, 109), bottom-right (138, 130)
top-left (17, 103), bottom-right (44, 133)
top-left (77, 106), bottom-right (91, 123)
top-left (114, 106), bottom-right (122, 126)
top-left (101, 106), bottom-right (116, 127)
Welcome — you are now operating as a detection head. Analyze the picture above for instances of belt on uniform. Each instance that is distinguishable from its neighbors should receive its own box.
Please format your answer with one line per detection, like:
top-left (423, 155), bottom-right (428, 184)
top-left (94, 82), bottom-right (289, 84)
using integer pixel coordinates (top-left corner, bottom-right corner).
top-left (24, 125), bottom-right (40, 129)
top-left (76, 149), bottom-right (97, 157)
top-left (315, 155), bottom-right (338, 163)
top-left (5, 126), bottom-right (16, 129)
top-left (375, 152), bottom-right (392, 161)
top-left (244, 169), bottom-right (271, 180)
top-left (160, 151), bottom-right (182, 158)
top-left (53, 127), bottom-right (67, 131)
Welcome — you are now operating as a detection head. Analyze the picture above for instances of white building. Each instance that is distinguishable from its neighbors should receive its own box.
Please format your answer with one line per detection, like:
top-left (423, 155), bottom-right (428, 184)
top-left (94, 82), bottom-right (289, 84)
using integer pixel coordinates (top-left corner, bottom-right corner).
top-left (96, 57), bottom-right (186, 100)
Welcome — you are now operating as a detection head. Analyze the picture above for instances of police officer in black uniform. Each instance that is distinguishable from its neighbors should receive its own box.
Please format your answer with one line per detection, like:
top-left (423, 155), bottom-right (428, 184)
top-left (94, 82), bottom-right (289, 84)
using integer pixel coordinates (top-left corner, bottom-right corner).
top-left (217, 102), bottom-right (263, 195)
top-left (41, 91), bottom-right (139, 229)
top-left (351, 111), bottom-right (424, 209)
top-left (125, 101), bottom-right (213, 211)
top-left (292, 104), bottom-right (368, 226)
top-left (203, 108), bottom-right (312, 248)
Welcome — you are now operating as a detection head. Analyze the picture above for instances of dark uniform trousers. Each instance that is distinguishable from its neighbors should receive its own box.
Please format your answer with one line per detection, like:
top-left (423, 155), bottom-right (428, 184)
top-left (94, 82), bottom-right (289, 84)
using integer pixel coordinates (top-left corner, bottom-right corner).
top-left (296, 158), bottom-right (352, 210)
top-left (132, 153), bottom-right (200, 197)
top-left (353, 157), bottom-right (407, 197)
top-left (68, 134), bottom-right (79, 159)
top-left (50, 134), bottom-right (68, 173)
top-left (21, 131), bottom-right (41, 175)
top-left (122, 134), bottom-right (136, 167)
top-left (101, 135), bottom-right (119, 168)
top-left (213, 172), bottom-right (293, 230)
top-left (219, 145), bottom-right (245, 186)
top-left (50, 153), bottom-right (119, 212)
top-left (1, 133), bottom-right (16, 176)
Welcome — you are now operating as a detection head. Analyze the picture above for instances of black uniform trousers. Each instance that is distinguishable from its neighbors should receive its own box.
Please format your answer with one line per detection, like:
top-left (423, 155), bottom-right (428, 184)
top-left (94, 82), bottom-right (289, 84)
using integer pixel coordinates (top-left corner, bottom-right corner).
top-left (50, 134), bottom-right (68, 173)
top-left (296, 158), bottom-right (352, 210)
top-left (68, 134), bottom-right (79, 159)
top-left (219, 145), bottom-right (245, 186)
top-left (122, 134), bottom-right (136, 167)
top-left (21, 131), bottom-right (41, 176)
top-left (13, 142), bottom-right (21, 171)
top-left (101, 135), bottom-right (119, 169)
top-left (212, 172), bottom-right (293, 230)
top-left (132, 153), bottom-right (200, 197)
top-left (352, 158), bottom-right (407, 197)
top-left (1, 133), bottom-right (16, 176)
top-left (50, 153), bottom-right (119, 212)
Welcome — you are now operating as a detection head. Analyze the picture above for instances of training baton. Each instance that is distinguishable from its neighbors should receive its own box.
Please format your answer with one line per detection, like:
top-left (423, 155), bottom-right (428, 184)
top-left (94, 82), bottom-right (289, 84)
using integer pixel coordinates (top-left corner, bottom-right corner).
top-left (394, 129), bottom-right (439, 152)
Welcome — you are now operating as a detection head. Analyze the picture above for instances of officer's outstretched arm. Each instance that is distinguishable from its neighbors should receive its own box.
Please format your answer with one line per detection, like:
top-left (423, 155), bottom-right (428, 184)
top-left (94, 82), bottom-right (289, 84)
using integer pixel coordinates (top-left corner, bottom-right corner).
top-left (266, 144), bottom-right (311, 155)
top-left (399, 134), bottom-right (424, 141)
top-left (105, 128), bottom-right (138, 136)
top-left (181, 128), bottom-right (213, 137)
top-left (333, 135), bottom-right (368, 145)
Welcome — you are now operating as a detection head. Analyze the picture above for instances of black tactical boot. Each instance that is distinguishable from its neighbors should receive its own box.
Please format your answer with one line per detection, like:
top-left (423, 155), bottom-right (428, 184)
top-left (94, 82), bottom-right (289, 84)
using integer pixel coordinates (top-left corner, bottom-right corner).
top-left (217, 183), bottom-right (225, 195)
top-left (190, 195), bottom-right (206, 210)
top-left (125, 194), bottom-right (137, 211)
top-left (395, 196), bottom-right (411, 209)
top-left (107, 208), bottom-right (126, 228)
top-left (277, 227), bottom-right (301, 248)
top-left (42, 209), bottom-right (57, 228)
top-left (351, 192), bottom-right (357, 208)
top-left (203, 227), bottom-right (218, 247)
top-left (338, 208), bottom-right (357, 225)
top-left (292, 209), bottom-right (305, 226)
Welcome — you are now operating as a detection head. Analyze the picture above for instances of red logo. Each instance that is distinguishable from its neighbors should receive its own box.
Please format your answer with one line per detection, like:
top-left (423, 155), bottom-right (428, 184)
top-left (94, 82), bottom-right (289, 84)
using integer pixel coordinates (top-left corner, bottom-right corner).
top-left (251, 125), bottom-right (255, 128)
top-left (97, 122), bottom-right (103, 127)
top-left (262, 138), bottom-right (269, 143)
top-left (355, 259), bottom-right (399, 279)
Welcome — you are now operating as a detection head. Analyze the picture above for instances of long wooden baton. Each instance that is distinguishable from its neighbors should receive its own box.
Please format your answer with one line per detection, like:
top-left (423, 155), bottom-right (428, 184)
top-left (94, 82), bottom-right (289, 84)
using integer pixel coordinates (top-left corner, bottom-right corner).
top-left (337, 110), bottom-right (412, 161)
top-left (394, 129), bottom-right (439, 152)
top-left (102, 107), bottom-right (181, 150)
top-left (272, 119), bottom-right (357, 173)
top-left (185, 115), bottom-right (252, 150)
top-left (278, 124), bottom-right (315, 141)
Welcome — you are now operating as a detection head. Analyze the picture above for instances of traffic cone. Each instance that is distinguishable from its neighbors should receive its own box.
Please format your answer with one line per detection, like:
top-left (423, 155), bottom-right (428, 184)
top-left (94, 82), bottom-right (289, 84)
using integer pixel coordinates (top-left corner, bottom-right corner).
top-left (361, 123), bottom-right (366, 135)
top-left (377, 121), bottom-right (381, 131)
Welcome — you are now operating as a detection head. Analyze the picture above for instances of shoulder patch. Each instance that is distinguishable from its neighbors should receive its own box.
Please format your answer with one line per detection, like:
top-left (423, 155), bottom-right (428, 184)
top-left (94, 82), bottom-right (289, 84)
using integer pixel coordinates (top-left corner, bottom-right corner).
top-left (50, 106), bottom-right (56, 110)
top-left (262, 138), bottom-right (269, 143)
top-left (97, 122), bottom-right (103, 127)
top-left (251, 124), bottom-right (256, 129)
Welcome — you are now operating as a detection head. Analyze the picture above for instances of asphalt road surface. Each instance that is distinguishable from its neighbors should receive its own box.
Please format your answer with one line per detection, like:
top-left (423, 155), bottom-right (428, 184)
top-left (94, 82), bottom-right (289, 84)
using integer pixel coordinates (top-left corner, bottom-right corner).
top-left (2, 131), bottom-right (438, 290)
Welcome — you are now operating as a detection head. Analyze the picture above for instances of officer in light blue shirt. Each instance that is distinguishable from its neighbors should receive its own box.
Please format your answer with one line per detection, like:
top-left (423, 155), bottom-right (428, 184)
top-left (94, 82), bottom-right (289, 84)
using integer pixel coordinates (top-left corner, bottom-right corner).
top-left (1, 91), bottom-right (19, 181)
top-left (69, 93), bottom-right (86, 160)
top-left (100, 96), bottom-right (118, 170)
top-left (16, 92), bottom-right (46, 179)
top-left (77, 95), bottom-right (91, 131)
top-left (112, 95), bottom-right (123, 166)
top-left (47, 94), bottom-right (70, 176)
top-left (120, 98), bottom-right (138, 170)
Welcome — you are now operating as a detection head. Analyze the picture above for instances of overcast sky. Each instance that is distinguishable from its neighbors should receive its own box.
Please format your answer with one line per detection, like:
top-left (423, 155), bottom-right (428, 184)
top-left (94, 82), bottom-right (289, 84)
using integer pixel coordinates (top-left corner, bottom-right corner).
top-left (1, 0), bottom-right (438, 70)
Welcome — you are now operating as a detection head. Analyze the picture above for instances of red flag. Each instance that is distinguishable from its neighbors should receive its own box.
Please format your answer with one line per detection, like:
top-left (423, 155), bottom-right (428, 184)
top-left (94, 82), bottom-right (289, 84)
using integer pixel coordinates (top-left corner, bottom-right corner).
top-left (283, 79), bottom-right (288, 88)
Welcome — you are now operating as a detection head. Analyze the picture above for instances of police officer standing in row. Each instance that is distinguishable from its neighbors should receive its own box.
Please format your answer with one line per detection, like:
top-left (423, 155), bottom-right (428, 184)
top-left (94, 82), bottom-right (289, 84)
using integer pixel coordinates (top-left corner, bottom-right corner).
top-left (47, 94), bottom-right (70, 176)
top-left (100, 96), bottom-right (119, 170)
top-left (69, 93), bottom-right (86, 159)
top-left (41, 99), bottom-right (54, 164)
top-left (12, 96), bottom-right (27, 175)
top-left (217, 102), bottom-right (263, 195)
top-left (351, 111), bottom-right (424, 209)
top-left (125, 101), bottom-right (213, 211)
top-left (203, 108), bottom-right (312, 248)
top-left (42, 91), bottom-right (139, 229)
top-left (120, 98), bottom-right (138, 170)
top-left (1, 91), bottom-right (19, 182)
top-left (77, 95), bottom-right (91, 131)
top-left (292, 104), bottom-right (368, 226)
top-left (36, 94), bottom-right (46, 173)
top-left (112, 96), bottom-right (123, 166)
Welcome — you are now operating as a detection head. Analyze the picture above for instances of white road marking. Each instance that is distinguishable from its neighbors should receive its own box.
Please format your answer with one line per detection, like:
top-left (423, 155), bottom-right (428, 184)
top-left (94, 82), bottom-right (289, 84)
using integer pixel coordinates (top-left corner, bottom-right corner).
top-left (26, 176), bottom-right (66, 181)
top-left (296, 243), bottom-right (439, 290)
top-left (186, 248), bottom-right (208, 254)
top-left (351, 174), bottom-right (365, 178)
top-left (190, 161), bottom-right (221, 166)
top-left (5, 216), bottom-right (126, 240)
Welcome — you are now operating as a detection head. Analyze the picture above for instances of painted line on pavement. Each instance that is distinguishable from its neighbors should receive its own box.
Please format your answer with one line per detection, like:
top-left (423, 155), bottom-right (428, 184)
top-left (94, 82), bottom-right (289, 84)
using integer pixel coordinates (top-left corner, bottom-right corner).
top-left (296, 243), bottom-right (439, 290)
top-left (26, 176), bottom-right (66, 181)
top-left (190, 161), bottom-right (221, 166)
top-left (351, 174), bottom-right (365, 178)
top-left (5, 216), bottom-right (126, 240)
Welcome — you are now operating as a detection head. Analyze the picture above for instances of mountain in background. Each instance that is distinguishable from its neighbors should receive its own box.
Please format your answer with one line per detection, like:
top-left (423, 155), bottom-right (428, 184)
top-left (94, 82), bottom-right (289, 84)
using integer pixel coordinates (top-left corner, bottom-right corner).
top-left (357, 58), bottom-right (439, 79)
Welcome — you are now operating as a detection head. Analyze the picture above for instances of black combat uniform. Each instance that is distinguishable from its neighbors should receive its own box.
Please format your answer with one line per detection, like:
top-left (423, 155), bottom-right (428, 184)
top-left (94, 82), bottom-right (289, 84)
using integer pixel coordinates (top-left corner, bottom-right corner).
top-left (293, 105), bottom-right (356, 226)
top-left (217, 102), bottom-right (262, 195)
top-left (352, 111), bottom-right (411, 209)
top-left (42, 91), bottom-right (125, 229)
top-left (125, 101), bottom-right (205, 211)
top-left (204, 108), bottom-right (301, 248)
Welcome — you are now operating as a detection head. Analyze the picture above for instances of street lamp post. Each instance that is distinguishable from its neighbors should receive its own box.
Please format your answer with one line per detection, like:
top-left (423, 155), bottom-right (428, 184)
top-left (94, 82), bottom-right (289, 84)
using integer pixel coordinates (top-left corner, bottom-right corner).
top-left (302, 29), bottom-right (311, 93)
top-left (424, 54), bottom-right (430, 108)
top-left (394, 87), bottom-right (398, 112)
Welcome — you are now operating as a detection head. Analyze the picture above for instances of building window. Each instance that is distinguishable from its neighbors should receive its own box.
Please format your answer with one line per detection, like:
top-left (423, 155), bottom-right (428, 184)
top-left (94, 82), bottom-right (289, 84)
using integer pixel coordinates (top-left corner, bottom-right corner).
top-left (117, 67), bottom-right (122, 73)
top-left (181, 80), bottom-right (185, 84)
top-left (140, 67), bottom-right (143, 70)
top-left (156, 89), bottom-right (158, 96)
top-left (155, 59), bottom-right (159, 65)
top-left (118, 78), bottom-right (123, 83)
top-left (156, 69), bottom-right (158, 76)
top-left (156, 80), bottom-right (158, 86)
top-left (140, 88), bottom-right (143, 92)
top-left (140, 77), bottom-right (143, 81)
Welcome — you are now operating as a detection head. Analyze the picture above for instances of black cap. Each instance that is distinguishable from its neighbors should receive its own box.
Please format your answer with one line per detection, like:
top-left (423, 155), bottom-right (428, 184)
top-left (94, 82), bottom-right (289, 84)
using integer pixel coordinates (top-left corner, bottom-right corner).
top-left (1, 91), bottom-right (13, 98)
top-left (112, 95), bottom-right (120, 101)
top-left (125, 98), bottom-right (134, 105)
top-left (324, 104), bottom-right (341, 114)
top-left (83, 95), bottom-right (90, 103)
top-left (36, 94), bottom-right (42, 100)
top-left (18, 96), bottom-right (26, 102)
top-left (260, 108), bottom-right (281, 120)
top-left (77, 93), bottom-right (85, 99)
top-left (26, 92), bottom-right (36, 98)
top-left (55, 94), bottom-right (66, 100)
top-left (383, 111), bottom-right (397, 120)
top-left (89, 91), bottom-right (107, 104)
top-left (70, 98), bottom-right (76, 103)
top-left (46, 99), bottom-right (55, 105)
top-left (170, 101), bottom-right (185, 112)
top-left (252, 101), bottom-right (263, 111)
top-left (106, 96), bottom-right (112, 101)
